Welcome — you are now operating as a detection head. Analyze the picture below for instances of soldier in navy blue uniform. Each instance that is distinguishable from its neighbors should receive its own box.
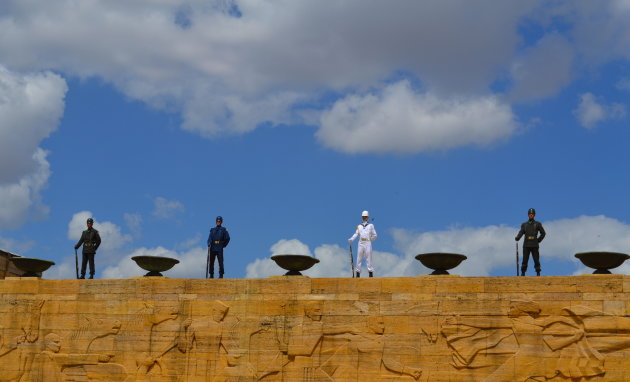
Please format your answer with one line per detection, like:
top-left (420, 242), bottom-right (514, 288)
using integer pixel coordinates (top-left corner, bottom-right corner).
top-left (515, 208), bottom-right (546, 276)
top-left (74, 218), bottom-right (101, 279)
top-left (207, 216), bottom-right (230, 278)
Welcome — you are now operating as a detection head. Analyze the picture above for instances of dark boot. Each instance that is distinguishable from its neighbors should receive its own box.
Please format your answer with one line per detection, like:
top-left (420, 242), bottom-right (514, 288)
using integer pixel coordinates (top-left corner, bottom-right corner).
top-left (219, 274), bottom-right (224, 279)
top-left (89, 274), bottom-right (94, 279)
top-left (79, 275), bottom-right (85, 279)
top-left (369, 272), bottom-right (373, 278)
top-left (356, 272), bottom-right (360, 278)
top-left (209, 274), bottom-right (214, 279)
top-left (521, 271), bottom-right (525, 276)
top-left (536, 271), bottom-right (541, 276)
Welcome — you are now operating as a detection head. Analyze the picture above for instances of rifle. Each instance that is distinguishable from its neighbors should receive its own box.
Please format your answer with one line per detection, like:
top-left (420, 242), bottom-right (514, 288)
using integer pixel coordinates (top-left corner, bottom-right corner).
top-left (74, 248), bottom-right (79, 279)
top-left (206, 247), bottom-right (210, 279)
top-left (349, 245), bottom-right (355, 278)
top-left (516, 242), bottom-right (519, 276)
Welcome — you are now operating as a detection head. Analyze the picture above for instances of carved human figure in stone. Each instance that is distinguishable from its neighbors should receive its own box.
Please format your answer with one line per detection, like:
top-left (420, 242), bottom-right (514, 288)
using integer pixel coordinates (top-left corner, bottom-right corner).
top-left (112, 301), bottom-right (178, 378)
top-left (442, 301), bottom-right (605, 381)
top-left (284, 302), bottom-right (359, 381)
top-left (29, 333), bottom-right (124, 382)
top-left (0, 299), bottom-right (45, 381)
top-left (177, 300), bottom-right (233, 381)
top-left (353, 316), bottom-right (422, 381)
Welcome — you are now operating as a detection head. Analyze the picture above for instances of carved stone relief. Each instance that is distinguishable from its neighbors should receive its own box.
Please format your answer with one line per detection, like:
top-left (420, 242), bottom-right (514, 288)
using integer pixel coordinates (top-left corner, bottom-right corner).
top-left (0, 277), bottom-right (629, 381)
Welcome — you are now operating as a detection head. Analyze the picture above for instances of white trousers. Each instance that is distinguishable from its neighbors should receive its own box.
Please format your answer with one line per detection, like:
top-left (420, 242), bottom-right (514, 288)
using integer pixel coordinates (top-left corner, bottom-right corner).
top-left (355, 241), bottom-right (374, 273)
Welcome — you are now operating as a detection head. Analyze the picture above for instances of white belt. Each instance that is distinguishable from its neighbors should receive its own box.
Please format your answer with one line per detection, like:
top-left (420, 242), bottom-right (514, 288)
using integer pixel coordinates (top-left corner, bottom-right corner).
top-left (360, 238), bottom-right (371, 242)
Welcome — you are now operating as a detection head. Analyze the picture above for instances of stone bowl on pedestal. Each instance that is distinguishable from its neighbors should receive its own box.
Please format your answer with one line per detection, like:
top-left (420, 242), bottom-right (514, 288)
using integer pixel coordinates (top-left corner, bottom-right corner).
top-left (415, 253), bottom-right (467, 275)
top-left (131, 255), bottom-right (179, 277)
top-left (574, 251), bottom-right (630, 274)
top-left (270, 254), bottom-right (320, 276)
top-left (9, 257), bottom-right (56, 277)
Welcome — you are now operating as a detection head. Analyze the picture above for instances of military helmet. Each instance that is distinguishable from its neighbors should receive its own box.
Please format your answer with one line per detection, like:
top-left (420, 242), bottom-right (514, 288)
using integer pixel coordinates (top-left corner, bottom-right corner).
top-left (528, 208), bottom-right (536, 215)
top-left (362, 210), bottom-right (369, 217)
top-left (87, 218), bottom-right (94, 224)
top-left (216, 216), bottom-right (223, 222)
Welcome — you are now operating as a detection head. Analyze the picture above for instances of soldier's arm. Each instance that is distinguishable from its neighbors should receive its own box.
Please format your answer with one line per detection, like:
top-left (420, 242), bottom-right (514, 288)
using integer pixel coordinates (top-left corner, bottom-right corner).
top-left (348, 226), bottom-right (359, 242)
top-left (370, 225), bottom-right (377, 241)
top-left (74, 232), bottom-right (84, 249)
top-left (223, 229), bottom-right (230, 248)
top-left (515, 224), bottom-right (525, 241)
top-left (207, 230), bottom-right (213, 247)
top-left (94, 231), bottom-right (102, 250)
top-left (537, 223), bottom-right (546, 242)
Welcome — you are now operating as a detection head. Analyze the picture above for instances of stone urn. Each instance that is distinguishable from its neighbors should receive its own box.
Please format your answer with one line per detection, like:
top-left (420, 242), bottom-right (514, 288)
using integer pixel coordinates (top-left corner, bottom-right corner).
top-left (270, 254), bottom-right (320, 276)
top-left (131, 255), bottom-right (179, 277)
top-left (574, 251), bottom-right (630, 274)
top-left (9, 257), bottom-right (56, 277)
top-left (415, 252), bottom-right (467, 275)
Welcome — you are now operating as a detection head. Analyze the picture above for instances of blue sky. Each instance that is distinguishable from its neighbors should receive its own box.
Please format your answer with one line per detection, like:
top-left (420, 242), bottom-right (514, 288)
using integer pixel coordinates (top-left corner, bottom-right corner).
top-left (1, 1), bottom-right (630, 279)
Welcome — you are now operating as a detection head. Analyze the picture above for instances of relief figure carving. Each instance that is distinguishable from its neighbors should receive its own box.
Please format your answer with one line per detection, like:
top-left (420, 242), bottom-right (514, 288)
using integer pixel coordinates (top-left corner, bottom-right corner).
top-left (112, 301), bottom-right (178, 379)
top-left (28, 332), bottom-right (127, 382)
top-left (177, 300), bottom-right (233, 381)
top-left (442, 301), bottom-right (606, 381)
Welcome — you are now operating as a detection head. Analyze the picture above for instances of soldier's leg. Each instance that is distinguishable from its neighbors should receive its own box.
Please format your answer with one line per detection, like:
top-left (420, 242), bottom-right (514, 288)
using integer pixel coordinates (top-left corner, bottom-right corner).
top-left (209, 251), bottom-right (217, 278)
top-left (80, 253), bottom-right (88, 278)
top-left (521, 247), bottom-right (531, 275)
top-left (366, 243), bottom-right (374, 275)
top-left (88, 253), bottom-right (95, 278)
top-left (355, 244), bottom-right (366, 274)
top-left (218, 253), bottom-right (224, 277)
top-left (532, 248), bottom-right (541, 275)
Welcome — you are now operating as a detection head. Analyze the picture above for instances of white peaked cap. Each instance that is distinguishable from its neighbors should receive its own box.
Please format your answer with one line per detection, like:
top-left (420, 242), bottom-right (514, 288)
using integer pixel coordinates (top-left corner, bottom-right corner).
top-left (362, 210), bottom-right (369, 217)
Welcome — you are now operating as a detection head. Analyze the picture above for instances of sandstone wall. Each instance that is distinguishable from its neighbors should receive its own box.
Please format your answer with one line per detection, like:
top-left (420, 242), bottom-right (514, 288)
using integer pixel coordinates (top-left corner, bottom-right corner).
top-left (0, 275), bottom-right (629, 381)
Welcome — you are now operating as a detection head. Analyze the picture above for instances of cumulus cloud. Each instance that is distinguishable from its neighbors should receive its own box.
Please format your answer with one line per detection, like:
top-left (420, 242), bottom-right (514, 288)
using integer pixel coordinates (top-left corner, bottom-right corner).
top-left (0, 66), bottom-right (67, 228)
top-left (67, 211), bottom-right (132, 253)
top-left (0, 1), bottom-right (539, 145)
top-left (123, 213), bottom-right (143, 237)
top-left (317, 81), bottom-right (517, 154)
top-left (509, 33), bottom-right (574, 102)
top-left (152, 197), bottom-right (184, 219)
top-left (395, 215), bottom-right (630, 276)
top-left (245, 238), bottom-right (416, 278)
top-left (101, 246), bottom-right (206, 279)
top-left (573, 93), bottom-right (626, 128)
top-left (246, 215), bottom-right (630, 278)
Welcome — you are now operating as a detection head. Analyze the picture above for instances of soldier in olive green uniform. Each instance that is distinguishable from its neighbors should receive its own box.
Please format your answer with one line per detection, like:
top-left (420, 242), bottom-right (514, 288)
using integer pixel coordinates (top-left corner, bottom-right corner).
top-left (74, 218), bottom-right (101, 279)
top-left (515, 208), bottom-right (546, 276)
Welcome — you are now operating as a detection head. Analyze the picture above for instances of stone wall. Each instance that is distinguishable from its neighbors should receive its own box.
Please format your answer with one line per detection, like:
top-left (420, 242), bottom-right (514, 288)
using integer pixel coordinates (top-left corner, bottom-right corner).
top-left (0, 275), bottom-right (629, 381)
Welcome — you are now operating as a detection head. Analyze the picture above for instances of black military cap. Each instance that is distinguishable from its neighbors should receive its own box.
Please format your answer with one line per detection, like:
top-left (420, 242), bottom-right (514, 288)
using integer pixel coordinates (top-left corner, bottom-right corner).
top-left (87, 218), bottom-right (94, 224)
top-left (528, 208), bottom-right (536, 215)
top-left (216, 216), bottom-right (223, 222)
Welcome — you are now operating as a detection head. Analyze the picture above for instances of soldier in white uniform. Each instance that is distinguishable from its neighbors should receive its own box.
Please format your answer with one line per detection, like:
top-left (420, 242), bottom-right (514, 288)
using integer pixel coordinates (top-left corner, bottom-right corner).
top-left (348, 210), bottom-right (377, 278)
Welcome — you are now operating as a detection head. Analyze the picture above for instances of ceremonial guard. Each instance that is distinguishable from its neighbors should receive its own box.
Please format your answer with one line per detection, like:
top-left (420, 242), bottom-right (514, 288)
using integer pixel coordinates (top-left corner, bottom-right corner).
top-left (515, 208), bottom-right (546, 276)
top-left (207, 216), bottom-right (230, 278)
top-left (348, 210), bottom-right (377, 277)
top-left (74, 217), bottom-right (101, 279)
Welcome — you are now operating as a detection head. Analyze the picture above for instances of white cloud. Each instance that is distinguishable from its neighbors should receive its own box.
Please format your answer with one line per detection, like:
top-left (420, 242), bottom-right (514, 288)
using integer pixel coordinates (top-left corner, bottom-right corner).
top-left (245, 215), bottom-right (630, 278)
top-left (0, 1), bottom-right (538, 142)
top-left (152, 197), bottom-right (184, 219)
top-left (0, 149), bottom-right (51, 228)
top-left (0, 66), bottom-right (67, 228)
top-left (101, 246), bottom-right (206, 279)
top-left (123, 213), bottom-right (143, 237)
top-left (245, 239), bottom-right (415, 278)
top-left (317, 81), bottom-right (516, 154)
top-left (509, 33), bottom-right (574, 102)
top-left (573, 93), bottom-right (626, 128)
top-left (67, 211), bottom-right (132, 254)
